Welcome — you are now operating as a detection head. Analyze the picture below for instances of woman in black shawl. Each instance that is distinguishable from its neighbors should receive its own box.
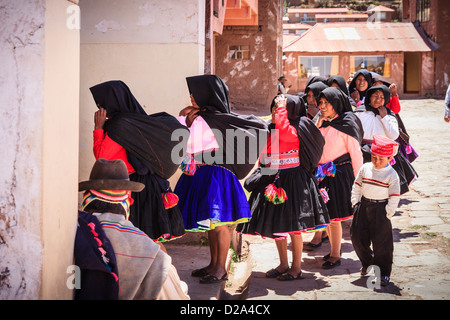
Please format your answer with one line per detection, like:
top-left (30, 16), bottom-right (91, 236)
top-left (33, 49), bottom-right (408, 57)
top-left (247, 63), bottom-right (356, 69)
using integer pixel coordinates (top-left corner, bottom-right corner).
top-left (327, 75), bottom-right (357, 107)
top-left (371, 73), bottom-right (419, 163)
top-left (354, 85), bottom-right (418, 194)
top-left (315, 87), bottom-right (364, 269)
top-left (89, 80), bottom-right (187, 245)
top-left (305, 81), bottom-right (329, 119)
top-left (237, 94), bottom-right (329, 281)
top-left (174, 75), bottom-right (268, 284)
top-left (349, 69), bottom-right (373, 106)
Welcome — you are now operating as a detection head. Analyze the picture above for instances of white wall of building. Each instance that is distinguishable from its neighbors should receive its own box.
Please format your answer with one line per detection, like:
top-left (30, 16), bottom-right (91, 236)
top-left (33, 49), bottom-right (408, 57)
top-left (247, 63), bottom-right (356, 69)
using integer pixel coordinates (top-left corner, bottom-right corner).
top-left (78, 0), bottom-right (206, 188)
top-left (0, 0), bottom-right (80, 299)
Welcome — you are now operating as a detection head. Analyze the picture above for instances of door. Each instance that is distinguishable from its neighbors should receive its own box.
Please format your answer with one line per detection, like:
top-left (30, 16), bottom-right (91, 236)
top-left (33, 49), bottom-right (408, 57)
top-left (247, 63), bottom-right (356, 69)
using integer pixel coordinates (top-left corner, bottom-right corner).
top-left (404, 52), bottom-right (421, 93)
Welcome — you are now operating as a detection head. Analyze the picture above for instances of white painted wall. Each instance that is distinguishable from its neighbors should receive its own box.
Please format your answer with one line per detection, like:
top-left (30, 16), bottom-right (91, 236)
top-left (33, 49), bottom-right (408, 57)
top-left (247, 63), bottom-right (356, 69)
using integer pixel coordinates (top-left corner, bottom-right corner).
top-left (79, 0), bottom-right (206, 188)
top-left (0, 0), bottom-right (79, 299)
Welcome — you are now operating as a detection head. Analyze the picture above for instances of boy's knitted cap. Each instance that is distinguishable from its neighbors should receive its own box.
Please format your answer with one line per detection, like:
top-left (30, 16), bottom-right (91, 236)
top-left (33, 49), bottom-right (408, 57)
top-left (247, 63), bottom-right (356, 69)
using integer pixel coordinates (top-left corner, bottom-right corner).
top-left (371, 135), bottom-right (398, 157)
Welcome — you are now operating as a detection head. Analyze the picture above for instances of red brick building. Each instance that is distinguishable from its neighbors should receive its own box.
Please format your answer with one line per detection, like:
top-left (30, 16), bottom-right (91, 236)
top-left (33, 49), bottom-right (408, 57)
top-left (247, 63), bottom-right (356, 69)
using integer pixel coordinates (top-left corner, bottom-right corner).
top-left (401, 0), bottom-right (450, 96)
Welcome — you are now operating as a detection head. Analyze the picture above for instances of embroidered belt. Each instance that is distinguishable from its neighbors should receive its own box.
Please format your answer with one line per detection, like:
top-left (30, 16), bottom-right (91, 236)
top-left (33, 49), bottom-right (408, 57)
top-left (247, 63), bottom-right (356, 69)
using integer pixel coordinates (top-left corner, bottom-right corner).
top-left (315, 153), bottom-right (351, 182)
top-left (261, 150), bottom-right (300, 170)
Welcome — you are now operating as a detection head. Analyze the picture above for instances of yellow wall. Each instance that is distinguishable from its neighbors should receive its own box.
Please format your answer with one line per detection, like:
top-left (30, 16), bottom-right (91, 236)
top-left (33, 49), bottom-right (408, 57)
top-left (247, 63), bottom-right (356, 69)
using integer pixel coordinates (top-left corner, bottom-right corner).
top-left (41, 0), bottom-right (80, 299)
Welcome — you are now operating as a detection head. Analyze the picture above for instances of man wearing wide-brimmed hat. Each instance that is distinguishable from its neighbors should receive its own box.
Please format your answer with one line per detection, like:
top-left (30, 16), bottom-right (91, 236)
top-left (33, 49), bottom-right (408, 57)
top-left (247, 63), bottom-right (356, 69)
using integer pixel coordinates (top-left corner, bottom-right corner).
top-left (75, 158), bottom-right (189, 300)
top-left (277, 76), bottom-right (291, 95)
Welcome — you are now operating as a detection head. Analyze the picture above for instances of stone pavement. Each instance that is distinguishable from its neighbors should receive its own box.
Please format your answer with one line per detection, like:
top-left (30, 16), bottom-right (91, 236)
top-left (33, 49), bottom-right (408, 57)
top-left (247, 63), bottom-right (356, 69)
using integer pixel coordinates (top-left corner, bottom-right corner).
top-left (165, 98), bottom-right (450, 301)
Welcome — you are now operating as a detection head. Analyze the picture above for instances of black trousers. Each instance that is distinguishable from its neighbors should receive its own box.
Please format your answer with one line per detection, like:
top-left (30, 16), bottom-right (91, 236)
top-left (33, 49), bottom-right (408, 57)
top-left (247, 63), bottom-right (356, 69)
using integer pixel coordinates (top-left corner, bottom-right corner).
top-left (350, 197), bottom-right (393, 277)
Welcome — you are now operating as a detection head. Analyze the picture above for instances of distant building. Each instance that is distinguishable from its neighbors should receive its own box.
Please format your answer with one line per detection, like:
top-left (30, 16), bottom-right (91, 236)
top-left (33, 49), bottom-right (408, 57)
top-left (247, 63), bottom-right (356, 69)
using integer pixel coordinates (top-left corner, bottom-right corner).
top-left (282, 22), bottom-right (437, 96)
top-left (366, 5), bottom-right (396, 22)
top-left (286, 7), bottom-right (348, 25)
top-left (283, 22), bottom-right (312, 35)
top-left (315, 13), bottom-right (369, 23)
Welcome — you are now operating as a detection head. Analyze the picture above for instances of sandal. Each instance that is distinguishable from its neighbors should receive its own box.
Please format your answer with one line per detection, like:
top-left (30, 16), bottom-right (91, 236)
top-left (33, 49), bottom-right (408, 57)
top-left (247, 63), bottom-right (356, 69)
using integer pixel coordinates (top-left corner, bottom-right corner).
top-left (303, 241), bottom-right (322, 251)
top-left (265, 268), bottom-right (288, 278)
top-left (277, 271), bottom-right (303, 281)
top-left (191, 268), bottom-right (209, 277)
top-left (322, 259), bottom-right (341, 269)
top-left (199, 273), bottom-right (228, 284)
top-left (323, 251), bottom-right (341, 261)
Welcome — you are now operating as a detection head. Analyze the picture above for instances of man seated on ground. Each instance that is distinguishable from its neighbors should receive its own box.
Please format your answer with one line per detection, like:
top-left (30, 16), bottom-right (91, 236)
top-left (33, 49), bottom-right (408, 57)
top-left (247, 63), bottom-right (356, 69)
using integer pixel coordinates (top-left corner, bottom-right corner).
top-left (75, 158), bottom-right (189, 300)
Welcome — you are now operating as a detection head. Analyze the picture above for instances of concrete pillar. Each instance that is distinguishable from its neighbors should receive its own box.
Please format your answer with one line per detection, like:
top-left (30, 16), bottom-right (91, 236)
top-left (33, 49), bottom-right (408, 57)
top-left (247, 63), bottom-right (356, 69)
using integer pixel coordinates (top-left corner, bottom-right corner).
top-left (0, 0), bottom-right (80, 299)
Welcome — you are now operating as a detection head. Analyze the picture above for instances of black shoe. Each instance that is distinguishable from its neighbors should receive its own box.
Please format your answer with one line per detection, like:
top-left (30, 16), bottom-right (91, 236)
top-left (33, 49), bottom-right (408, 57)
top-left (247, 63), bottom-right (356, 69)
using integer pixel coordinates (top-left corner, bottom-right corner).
top-left (304, 241), bottom-right (322, 251)
top-left (380, 276), bottom-right (390, 286)
top-left (277, 271), bottom-right (303, 281)
top-left (199, 273), bottom-right (228, 284)
top-left (322, 259), bottom-right (341, 269)
top-left (323, 251), bottom-right (341, 261)
top-left (191, 268), bottom-right (209, 277)
top-left (265, 268), bottom-right (288, 278)
top-left (360, 267), bottom-right (368, 276)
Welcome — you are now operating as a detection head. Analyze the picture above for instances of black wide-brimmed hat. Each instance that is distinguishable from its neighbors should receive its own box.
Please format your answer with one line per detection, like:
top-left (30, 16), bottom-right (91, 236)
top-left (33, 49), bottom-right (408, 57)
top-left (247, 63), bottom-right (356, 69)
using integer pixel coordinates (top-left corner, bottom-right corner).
top-left (79, 159), bottom-right (145, 192)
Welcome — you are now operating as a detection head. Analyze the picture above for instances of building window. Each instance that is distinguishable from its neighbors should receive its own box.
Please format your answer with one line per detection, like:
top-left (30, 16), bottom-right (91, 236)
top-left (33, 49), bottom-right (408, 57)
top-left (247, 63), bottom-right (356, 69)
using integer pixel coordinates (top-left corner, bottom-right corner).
top-left (229, 45), bottom-right (249, 60)
top-left (416, 0), bottom-right (430, 22)
top-left (350, 55), bottom-right (390, 77)
top-left (298, 56), bottom-right (339, 78)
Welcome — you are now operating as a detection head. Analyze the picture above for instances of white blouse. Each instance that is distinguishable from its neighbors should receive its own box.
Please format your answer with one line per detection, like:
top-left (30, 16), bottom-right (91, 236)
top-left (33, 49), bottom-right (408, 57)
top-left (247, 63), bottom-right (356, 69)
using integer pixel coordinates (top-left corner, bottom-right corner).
top-left (355, 109), bottom-right (399, 141)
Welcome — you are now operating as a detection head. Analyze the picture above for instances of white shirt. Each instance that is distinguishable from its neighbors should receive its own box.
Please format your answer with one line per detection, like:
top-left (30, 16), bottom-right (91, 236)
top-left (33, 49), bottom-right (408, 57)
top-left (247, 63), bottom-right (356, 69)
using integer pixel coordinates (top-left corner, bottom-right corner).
top-left (351, 162), bottom-right (400, 219)
top-left (355, 108), bottom-right (399, 141)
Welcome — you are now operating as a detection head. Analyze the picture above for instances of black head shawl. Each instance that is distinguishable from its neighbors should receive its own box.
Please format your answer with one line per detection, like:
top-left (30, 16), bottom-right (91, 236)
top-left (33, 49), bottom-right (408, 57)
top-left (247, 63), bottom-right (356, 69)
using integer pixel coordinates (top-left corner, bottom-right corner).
top-left (186, 75), bottom-right (230, 114)
top-left (364, 84), bottom-right (393, 116)
top-left (186, 75), bottom-right (268, 180)
top-left (89, 80), bottom-right (147, 117)
top-left (268, 94), bottom-right (324, 173)
top-left (270, 94), bottom-right (307, 119)
top-left (327, 75), bottom-right (349, 95)
top-left (90, 81), bottom-right (189, 180)
top-left (305, 76), bottom-right (327, 88)
top-left (305, 82), bottom-right (329, 104)
top-left (319, 87), bottom-right (364, 144)
top-left (348, 69), bottom-right (373, 101)
top-left (370, 72), bottom-right (391, 87)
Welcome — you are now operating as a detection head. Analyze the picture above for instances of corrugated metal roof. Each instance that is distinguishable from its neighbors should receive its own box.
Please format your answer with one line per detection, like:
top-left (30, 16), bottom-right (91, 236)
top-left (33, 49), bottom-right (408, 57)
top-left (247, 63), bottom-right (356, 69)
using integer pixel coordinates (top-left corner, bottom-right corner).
top-left (315, 14), bottom-right (369, 19)
top-left (283, 23), bottom-right (312, 30)
top-left (287, 8), bottom-right (348, 14)
top-left (283, 22), bottom-right (434, 53)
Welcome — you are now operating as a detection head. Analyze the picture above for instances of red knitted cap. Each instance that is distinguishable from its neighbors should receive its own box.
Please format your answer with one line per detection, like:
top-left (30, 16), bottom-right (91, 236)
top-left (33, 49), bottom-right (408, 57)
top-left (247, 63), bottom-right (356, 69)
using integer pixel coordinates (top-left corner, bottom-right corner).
top-left (371, 135), bottom-right (398, 157)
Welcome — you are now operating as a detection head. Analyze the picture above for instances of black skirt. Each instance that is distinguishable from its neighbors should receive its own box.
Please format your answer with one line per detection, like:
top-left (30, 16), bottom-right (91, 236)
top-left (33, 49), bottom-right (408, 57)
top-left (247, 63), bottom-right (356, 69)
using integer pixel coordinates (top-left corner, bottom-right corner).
top-left (236, 165), bottom-right (330, 239)
top-left (129, 173), bottom-right (186, 242)
top-left (317, 154), bottom-right (355, 221)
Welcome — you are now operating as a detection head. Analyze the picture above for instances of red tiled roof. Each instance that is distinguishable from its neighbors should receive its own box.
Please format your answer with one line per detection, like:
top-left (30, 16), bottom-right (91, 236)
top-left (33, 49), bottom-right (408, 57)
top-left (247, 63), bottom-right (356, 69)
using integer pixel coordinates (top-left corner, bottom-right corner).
top-left (283, 22), bottom-right (434, 53)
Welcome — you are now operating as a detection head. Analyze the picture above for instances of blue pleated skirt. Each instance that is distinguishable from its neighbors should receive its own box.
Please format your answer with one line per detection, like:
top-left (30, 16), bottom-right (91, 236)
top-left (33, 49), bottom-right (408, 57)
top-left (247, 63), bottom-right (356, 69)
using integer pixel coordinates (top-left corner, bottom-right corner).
top-left (174, 165), bottom-right (251, 231)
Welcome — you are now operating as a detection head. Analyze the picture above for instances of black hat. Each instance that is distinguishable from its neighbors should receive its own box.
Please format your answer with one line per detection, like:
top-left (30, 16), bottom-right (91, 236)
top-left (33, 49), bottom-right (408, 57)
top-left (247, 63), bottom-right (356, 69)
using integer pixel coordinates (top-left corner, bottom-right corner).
top-left (79, 159), bottom-right (145, 192)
